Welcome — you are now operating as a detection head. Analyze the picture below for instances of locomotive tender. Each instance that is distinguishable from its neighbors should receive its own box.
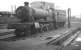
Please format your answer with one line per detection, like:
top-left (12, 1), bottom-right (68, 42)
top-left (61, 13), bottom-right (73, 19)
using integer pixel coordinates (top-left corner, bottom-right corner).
top-left (8, 2), bottom-right (66, 36)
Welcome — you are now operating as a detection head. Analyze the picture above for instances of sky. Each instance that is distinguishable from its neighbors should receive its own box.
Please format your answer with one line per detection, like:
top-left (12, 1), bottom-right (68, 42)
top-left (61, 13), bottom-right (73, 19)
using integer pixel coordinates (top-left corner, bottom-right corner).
top-left (0, 0), bottom-right (81, 18)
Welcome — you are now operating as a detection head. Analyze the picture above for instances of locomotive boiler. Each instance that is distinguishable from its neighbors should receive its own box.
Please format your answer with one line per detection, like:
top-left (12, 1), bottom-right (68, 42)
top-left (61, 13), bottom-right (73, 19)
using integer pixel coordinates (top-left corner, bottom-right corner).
top-left (8, 2), bottom-right (66, 36)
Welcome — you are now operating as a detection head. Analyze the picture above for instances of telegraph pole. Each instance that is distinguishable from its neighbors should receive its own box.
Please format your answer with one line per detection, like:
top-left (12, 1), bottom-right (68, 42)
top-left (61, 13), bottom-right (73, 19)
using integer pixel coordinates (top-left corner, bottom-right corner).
top-left (14, 5), bottom-right (16, 11)
top-left (11, 5), bottom-right (13, 13)
top-left (68, 8), bottom-right (71, 28)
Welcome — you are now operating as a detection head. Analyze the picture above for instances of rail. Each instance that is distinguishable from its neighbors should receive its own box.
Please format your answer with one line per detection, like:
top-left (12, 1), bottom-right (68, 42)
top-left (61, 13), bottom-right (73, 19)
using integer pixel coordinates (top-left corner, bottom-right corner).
top-left (47, 28), bottom-right (81, 46)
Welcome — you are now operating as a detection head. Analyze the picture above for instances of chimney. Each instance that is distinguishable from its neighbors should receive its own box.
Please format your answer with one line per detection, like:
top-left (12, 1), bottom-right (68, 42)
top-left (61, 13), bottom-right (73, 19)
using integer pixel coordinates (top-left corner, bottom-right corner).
top-left (24, 2), bottom-right (29, 6)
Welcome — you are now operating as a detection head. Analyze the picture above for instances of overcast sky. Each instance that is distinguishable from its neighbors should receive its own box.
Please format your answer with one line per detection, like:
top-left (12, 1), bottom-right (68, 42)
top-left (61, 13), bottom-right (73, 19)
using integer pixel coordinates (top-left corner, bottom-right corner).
top-left (0, 0), bottom-right (81, 17)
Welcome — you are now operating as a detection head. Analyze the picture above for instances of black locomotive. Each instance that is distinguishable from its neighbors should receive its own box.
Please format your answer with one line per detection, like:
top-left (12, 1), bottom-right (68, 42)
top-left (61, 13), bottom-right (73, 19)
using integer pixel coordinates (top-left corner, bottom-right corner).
top-left (8, 2), bottom-right (66, 36)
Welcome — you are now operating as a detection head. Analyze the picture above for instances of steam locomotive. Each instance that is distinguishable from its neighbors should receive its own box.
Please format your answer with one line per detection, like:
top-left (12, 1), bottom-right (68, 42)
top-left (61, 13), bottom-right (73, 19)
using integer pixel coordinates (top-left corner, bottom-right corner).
top-left (8, 2), bottom-right (66, 36)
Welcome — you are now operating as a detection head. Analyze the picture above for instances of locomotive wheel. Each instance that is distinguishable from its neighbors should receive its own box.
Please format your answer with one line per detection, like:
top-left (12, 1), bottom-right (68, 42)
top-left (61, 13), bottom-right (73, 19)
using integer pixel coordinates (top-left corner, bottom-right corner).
top-left (43, 26), bottom-right (48, 32)
top-left (15, 29), bottom-right (25, 37)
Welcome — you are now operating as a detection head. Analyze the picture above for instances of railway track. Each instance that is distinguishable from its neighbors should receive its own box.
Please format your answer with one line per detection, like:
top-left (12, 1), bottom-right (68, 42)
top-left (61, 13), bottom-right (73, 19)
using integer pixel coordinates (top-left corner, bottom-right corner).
top-left (0, 27), bottom-right (80, 43)
top-left (47, 28), bottom-right (81, 47)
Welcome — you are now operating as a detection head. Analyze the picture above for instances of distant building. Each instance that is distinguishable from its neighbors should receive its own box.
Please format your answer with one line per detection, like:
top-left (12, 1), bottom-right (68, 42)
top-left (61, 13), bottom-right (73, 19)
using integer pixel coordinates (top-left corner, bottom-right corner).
top-left (0, 11), bottom-right (11, 15)
top-left (70, 16), bottom-right (81, 22)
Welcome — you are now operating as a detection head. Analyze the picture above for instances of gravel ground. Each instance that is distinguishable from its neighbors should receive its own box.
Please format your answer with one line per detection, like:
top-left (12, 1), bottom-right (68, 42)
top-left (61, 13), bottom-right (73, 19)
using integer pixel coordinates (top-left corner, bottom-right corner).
top-left (0, 22), bottom-right (80, 50)
top-left (0, 27), bottom-right (76, 50)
